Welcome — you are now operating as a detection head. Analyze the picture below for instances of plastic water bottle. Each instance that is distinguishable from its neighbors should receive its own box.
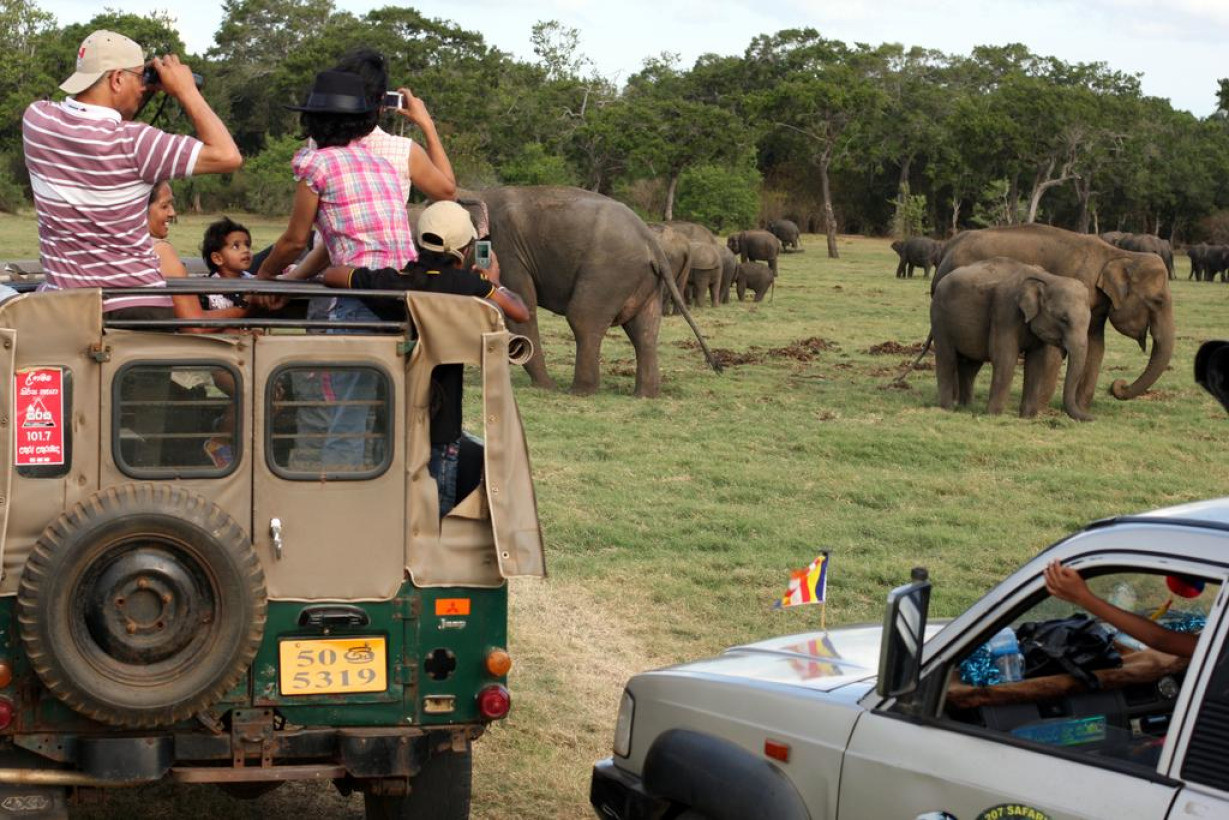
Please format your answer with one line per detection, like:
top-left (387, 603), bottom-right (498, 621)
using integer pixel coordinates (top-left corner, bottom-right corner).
top-left (987, 626), bottom-right (1024, 683)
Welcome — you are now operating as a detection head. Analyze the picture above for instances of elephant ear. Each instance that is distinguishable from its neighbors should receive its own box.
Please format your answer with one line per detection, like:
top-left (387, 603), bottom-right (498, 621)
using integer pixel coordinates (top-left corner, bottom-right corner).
top-left (1096, 258), bottom-right (1131, 311)
top-left (1018, 278), bottom-right (1044, 323)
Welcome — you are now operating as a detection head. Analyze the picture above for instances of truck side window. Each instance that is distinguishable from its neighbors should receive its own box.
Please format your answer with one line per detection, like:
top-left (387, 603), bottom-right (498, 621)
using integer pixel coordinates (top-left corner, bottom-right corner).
top-left (267, 365), bottom-right (392, 480)
top-left (113, 363), bottom-right (241, 477)
top-left (943, 570), bottom-right (1216, 773)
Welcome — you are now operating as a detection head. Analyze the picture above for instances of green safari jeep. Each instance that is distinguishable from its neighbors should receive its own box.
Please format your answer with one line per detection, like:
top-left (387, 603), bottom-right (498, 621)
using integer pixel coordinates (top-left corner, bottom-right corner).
top-left (0, 282), bottom-right (544, 818)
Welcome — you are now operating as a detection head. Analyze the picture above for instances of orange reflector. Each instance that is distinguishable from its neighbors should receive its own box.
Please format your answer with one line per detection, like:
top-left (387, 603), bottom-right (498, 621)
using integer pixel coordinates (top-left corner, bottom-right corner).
top-left (485, 648), bottom-right (512, 677)
top-left (435, 598), bottom-right (471, 616)
top-left (0, 662), bottom-right (13, 689)
top-left (764, 740), bottom-right (790, 763)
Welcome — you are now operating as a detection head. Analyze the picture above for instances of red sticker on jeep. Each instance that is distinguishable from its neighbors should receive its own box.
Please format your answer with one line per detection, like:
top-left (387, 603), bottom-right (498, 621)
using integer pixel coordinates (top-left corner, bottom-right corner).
top-left (15, 368), bottom-right (64, 466)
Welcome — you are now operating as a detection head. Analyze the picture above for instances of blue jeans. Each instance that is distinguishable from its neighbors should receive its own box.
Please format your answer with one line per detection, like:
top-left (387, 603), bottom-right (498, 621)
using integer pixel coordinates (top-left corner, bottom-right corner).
top-left (320, 298), bottom-right (384, 470)
top-left (428, 441), bottom-right (461, 517)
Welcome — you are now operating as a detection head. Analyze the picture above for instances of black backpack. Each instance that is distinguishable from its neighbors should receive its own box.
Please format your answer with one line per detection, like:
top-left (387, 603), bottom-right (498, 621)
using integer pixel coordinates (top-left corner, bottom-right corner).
top-left (1015, 614), bottom-right (1123, 690)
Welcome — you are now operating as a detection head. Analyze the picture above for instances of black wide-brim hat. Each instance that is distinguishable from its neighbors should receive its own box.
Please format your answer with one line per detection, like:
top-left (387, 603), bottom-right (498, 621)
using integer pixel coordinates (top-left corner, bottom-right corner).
top-left (1195, 340), bottom-right (1229, 414)
top-left (285, 70), bottom-right (373, 114)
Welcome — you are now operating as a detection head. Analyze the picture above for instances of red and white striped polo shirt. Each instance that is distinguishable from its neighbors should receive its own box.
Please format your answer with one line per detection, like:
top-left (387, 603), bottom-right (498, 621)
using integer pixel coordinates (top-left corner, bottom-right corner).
top-left (23, 99), bottom-right (202, 312)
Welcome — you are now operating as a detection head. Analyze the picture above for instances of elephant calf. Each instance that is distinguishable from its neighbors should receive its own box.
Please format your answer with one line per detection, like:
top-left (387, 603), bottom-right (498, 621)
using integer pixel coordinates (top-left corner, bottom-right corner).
top-left (931, 257), bottom-right (1092, 421)
top-left (891, 236), bottom-right (944, 278)
top-left (734, 261), bottom-right (775, 302)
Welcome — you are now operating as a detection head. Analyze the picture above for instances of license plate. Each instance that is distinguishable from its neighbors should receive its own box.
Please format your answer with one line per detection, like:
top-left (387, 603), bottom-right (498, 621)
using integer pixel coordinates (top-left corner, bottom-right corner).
top-left (279, 637), bottom-right (387, 695)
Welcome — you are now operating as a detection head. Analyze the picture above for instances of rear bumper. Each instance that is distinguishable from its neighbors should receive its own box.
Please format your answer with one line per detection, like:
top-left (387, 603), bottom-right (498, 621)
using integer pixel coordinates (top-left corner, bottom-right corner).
top-left (590, 758), bottom-right (671, 820)
top-left (7, 723), bottom-right (481, 785)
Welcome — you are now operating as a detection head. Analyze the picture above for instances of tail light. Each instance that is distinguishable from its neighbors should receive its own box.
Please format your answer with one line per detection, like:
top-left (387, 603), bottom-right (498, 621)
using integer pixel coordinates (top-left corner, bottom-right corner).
top-left (485, 648), bottom-right (512, 677)
top-left (477, 684), bottom-right (511, 720)
top-left (0, 698), bottom-right (15, 731)
top-left (0, 661), bottom-right (13, 689)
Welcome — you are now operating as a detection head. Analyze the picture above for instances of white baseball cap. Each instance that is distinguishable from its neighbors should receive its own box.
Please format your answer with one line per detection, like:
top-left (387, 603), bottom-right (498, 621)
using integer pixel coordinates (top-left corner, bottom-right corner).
top-left (60, 30), bottom-right (144, 95)
top-left (417, 201), bottom-right (478, 262)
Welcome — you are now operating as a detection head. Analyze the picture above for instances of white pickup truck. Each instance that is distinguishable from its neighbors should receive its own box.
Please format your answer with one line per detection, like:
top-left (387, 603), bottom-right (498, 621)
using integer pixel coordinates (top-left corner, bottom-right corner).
top-left (591, 497), bottom-right (1229, 820)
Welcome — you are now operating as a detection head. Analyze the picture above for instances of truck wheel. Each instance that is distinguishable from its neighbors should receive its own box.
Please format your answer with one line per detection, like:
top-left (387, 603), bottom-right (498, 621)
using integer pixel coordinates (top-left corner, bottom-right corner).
top-left (17, 484), bottom-right (266, 728)
top-left (363, 749), bottom-right (472, 820)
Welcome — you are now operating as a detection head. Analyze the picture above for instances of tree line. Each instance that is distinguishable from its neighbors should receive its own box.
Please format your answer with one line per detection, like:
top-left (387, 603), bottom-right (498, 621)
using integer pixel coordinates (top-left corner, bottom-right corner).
top-left (4, 0), bottom-right (1229, 256)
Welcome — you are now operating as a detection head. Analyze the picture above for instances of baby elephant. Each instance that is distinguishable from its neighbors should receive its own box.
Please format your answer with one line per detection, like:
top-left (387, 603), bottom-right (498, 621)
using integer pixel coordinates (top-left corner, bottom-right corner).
top-left (931, 258), bottom-right (1092, 421)
top-left (734, 261), bottom-right (775, 302)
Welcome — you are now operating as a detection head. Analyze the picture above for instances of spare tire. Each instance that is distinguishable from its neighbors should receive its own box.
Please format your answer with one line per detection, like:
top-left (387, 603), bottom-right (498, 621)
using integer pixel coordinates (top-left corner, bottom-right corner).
top-left (18, 484), bottom-right (266, 728)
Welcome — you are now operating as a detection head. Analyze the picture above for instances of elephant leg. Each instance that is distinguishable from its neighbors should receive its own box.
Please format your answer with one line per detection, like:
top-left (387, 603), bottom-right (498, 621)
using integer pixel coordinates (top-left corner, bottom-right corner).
top-left (736, 280), bottom-right (746, 301)
top-left (922, 262), bottom-right (931, 279)
top-left (986, 343), bottom-right (1017, 415)
top-left (708, 277), bottom-right (719, 307)
top-left (906, 262), bottom-right (915, 278)
top-left (770, 257), bottom-right (779, 277)
top-left (956, 357), bottom-right (982, 407)
top-left (933, 340), bottom-right (959, 409)
top-left (753, 287), bottom-right (766, 303)
top-left (621, 301), bottom-right (662, 399)
top-left (507, 281), bottom-right (556, 391)
top-left (566, 314), bottom-right (608, 396)
top-left (1076, 318), bottom-right (1108, 410)
top-left (1020, 346), bottom-right (1061, 417)
top-left (896, 259), bottom-right (906, 278)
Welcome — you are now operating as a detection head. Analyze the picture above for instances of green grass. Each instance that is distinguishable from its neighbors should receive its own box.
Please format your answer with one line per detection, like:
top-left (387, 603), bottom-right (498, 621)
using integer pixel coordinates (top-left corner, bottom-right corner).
top-left (3, 217), bottom-right (1228, 818)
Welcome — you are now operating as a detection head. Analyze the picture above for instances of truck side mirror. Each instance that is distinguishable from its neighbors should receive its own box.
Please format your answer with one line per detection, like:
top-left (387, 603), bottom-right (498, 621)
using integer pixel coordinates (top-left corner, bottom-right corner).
top-left (876, 568), bottom-right (932, 700)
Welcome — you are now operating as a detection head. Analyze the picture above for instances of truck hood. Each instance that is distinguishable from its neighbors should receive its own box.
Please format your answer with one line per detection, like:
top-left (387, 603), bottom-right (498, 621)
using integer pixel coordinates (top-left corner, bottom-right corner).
top-left (665, 623), bottom-right (945, 694)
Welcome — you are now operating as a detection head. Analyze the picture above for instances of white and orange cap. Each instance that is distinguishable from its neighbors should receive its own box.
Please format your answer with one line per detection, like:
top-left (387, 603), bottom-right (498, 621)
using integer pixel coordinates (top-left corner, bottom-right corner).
top-left (60, 30), bottom-right (144, 95)
top-left (417, 201), bottom-right (478, 262)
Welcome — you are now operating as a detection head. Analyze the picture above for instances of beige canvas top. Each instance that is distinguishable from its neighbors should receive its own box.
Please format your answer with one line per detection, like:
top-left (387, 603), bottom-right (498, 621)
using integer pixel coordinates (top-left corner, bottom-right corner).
top-left (0, 287), bottom-right (545, 599)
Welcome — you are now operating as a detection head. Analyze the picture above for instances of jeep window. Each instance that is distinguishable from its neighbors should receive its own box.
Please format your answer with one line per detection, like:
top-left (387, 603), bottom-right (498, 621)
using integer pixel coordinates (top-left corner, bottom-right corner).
top-left (267, 365), bottom-right (392, 479)
top-left (113, 363), bottom-right (241, 477)
top-left (941, 569), bottom-right (1218, 773)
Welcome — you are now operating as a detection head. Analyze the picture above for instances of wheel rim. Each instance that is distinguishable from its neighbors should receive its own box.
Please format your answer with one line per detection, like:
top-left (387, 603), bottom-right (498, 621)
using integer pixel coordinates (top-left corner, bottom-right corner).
top-left (75, 536), bottom-right (218, 676)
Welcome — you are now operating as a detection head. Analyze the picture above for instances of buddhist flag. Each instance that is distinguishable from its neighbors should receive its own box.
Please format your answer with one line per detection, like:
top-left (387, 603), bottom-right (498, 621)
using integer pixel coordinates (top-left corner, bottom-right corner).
top-left (776, 553), bottom-right (829, 608)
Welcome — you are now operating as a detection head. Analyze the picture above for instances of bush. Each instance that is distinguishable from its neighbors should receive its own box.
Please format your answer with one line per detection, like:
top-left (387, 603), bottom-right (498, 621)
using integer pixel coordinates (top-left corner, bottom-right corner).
top-left (240, 136), bottom-right (301, 216)
top-left (674, 163), bottom-right (761, 234)
top-left (613, 178), bottom-right (665, 224)
top-left (499, 143), bottom-right (577, 187)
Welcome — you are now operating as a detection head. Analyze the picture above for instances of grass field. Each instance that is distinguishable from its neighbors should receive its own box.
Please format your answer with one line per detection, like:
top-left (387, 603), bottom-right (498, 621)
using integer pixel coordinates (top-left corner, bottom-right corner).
top-left (3, 213), bottom-right (1229, 817)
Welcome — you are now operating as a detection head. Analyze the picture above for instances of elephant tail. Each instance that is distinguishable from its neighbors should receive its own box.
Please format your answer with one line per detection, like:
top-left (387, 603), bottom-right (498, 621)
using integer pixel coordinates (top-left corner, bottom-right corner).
top-left (889, 333), bottom-right (932, 386)
top-left (655, 248), bottom-right (723, 374)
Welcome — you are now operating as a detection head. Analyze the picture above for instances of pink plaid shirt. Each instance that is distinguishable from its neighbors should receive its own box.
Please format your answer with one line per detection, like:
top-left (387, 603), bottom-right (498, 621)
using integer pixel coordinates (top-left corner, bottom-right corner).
top-left (292, 143), bottom-right (416, 269)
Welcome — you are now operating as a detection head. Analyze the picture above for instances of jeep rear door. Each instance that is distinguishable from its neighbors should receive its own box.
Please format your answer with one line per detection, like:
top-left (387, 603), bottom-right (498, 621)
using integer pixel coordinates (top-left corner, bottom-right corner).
top-left (251, 335), bottom-right (406, 601)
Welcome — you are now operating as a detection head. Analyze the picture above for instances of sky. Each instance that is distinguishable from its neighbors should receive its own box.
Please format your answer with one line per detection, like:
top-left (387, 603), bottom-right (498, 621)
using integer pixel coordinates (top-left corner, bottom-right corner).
top-left (41, 0), bottom-right (1229, 117)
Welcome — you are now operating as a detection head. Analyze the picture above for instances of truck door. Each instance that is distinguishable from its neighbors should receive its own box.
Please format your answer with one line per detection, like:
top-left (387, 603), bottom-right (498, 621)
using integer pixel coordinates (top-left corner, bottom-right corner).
top-left (251, 335), bottom-right (405, 601)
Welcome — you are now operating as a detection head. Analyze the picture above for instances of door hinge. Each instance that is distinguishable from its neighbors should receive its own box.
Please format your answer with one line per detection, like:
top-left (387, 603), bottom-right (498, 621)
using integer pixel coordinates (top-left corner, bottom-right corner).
top-left (392, 596), bottom-right (420, 621)
top-left (88, 343), bottom-right (111, 363)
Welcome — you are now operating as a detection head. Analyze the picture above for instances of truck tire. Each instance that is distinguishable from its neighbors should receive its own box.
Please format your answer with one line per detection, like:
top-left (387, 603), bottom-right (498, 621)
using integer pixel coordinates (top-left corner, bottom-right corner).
top-left (17, 484), bottom-right (266, 728)
top-left (363, 749), bottom-right (472, 820)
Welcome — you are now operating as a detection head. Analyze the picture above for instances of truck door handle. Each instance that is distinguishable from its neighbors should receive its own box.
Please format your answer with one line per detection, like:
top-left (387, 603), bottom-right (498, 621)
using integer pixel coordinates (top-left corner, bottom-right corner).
top-left (270, 517), bottom-right (283, 560)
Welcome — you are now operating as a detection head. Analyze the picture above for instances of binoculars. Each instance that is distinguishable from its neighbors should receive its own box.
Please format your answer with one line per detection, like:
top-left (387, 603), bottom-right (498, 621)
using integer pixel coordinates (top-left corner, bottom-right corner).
top-left (141, 64), bottom-right (204, 89)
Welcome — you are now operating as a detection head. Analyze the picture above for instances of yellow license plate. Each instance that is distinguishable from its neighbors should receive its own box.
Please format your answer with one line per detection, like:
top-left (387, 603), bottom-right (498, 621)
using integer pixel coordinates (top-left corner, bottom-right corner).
top-left (279, 637), bottom-right (387, 695)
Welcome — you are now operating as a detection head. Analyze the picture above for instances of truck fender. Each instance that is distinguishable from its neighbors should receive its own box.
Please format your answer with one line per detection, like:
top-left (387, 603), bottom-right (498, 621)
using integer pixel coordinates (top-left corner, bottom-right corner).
top-left (642, 729), bottom-right (811, 820)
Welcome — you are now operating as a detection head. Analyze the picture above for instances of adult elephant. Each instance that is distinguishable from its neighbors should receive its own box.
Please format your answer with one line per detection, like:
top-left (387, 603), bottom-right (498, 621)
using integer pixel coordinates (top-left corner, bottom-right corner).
top-left (466, 187), bottom-right (719, 397)
top-left (934, 223), bottom-right (1174, 409)
top-left (1187, 244), bottom-right (1207, 281)
top-left (1103, 232), bottom-right (1175, 280)
top-left (767, 219), bottom-right (802, 251)
top-left (728, 230), bottom-right (781, 276)
top-left (932, 258), bottom-right (1091, 421)
top-left (684, 242), bottom-right (723, 307)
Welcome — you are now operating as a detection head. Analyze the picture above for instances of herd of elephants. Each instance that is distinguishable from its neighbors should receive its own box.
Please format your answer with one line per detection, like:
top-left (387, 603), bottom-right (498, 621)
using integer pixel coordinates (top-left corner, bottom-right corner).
top-left (455, 186), bottom-right (1175, 422)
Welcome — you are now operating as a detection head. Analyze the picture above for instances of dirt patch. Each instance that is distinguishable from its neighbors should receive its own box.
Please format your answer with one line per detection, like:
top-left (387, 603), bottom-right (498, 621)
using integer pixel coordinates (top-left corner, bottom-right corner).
top-left (676, 336), bottom-right (839, 368)
top-left (1136, 390), bottom-right (1176, 402)
top-left (867, 340), bottom-right (927, 355)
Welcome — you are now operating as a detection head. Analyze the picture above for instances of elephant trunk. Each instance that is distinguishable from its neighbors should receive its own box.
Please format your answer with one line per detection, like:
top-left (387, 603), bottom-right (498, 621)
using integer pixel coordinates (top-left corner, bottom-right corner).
top-left (1110, 302), bottom-right (1174, 400)
top-left (1061, 337), bottom-right (1092, 421)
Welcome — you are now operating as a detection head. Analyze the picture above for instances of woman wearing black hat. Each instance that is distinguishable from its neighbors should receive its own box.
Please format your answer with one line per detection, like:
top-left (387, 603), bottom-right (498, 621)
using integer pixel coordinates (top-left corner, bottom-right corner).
top-left (255, 69), bottom-right (415, 470)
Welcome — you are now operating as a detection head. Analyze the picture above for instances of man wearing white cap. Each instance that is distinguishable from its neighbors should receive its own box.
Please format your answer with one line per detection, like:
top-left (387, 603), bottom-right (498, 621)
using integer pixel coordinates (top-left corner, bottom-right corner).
top-left (323, 201), bottom-right (528, 515)
top-left (22, 30), bottom-right (242, 317)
